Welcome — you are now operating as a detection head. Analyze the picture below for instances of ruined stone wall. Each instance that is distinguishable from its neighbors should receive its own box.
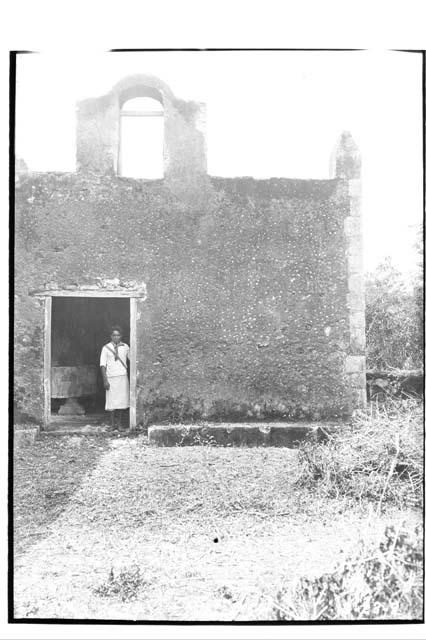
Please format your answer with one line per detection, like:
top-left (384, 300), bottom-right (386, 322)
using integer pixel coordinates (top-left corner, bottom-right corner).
top-left (14, 171), bottom-right (362, 425)
top-left (76, 74), bottom-right (207, 178)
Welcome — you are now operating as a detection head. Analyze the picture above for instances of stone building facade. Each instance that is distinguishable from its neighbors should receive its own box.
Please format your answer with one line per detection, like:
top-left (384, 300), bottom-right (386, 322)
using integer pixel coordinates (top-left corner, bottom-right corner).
top-left (14, 74), bottom-right (366, 429)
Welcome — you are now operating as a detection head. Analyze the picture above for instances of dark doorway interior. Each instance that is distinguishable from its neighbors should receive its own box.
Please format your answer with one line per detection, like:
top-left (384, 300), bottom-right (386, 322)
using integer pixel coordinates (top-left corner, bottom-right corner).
top-left (50, 297), bottom-right (130, 417)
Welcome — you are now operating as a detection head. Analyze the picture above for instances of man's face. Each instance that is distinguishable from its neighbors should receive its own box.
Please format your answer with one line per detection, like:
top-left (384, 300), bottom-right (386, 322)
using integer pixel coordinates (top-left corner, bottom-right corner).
top-left (111, 331), bottom-right (121, 344)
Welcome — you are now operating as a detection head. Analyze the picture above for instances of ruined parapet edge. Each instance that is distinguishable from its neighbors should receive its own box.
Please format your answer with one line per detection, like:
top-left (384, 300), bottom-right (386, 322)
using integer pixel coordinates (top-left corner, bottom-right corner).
top-left (75, 74), bottom-right (207, 179)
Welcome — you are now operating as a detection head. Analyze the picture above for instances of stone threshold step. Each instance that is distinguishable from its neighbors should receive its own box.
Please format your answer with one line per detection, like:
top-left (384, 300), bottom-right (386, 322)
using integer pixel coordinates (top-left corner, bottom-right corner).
top-left (14, 426), bottom-right (40, 446)
top-left (47, 414), bottom-right (107, 428)
top-left (148, 422), bottom-right (340, 448)
top-left (44, 426), bottom-right (113, 436)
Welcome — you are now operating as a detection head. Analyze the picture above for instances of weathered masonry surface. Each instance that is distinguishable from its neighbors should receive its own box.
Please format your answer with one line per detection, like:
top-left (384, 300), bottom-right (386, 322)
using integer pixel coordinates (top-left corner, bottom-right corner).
top-left (14, 75), bottom-right (366, 426)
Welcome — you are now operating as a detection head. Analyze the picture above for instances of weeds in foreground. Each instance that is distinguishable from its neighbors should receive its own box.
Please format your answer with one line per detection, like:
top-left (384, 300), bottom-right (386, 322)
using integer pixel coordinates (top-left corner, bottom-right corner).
top-left (273, 523), bottom-right (423, 621)
top-left (94, 565), bottom-right (150, 602)
top-left (175, 427), bottom-right (218, 447)
top-left (297, 398), bottom-right (423, 509)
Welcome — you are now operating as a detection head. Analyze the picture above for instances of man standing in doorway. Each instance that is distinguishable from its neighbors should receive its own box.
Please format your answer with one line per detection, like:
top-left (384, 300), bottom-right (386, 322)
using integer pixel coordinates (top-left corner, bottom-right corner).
top-left (100, 326), bottom-right (130, 430)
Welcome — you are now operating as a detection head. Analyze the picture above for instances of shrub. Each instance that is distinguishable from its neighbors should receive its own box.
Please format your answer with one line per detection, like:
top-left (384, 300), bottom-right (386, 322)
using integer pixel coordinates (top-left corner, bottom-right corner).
top-left (94, 565), bottom-right (150, 602)
top-left (365, 257), bottom-right (423, 370)
top-left (272, 523), bottom-right (423, 621)
top-left (297, 399), bottom-right (423, 509)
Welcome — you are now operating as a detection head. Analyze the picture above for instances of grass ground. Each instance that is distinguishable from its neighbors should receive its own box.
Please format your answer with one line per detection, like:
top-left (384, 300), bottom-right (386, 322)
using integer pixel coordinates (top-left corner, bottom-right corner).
top-left (14, 433), bottom-right (111, 556)
top-left (13, 426), bottom-right (422, 621)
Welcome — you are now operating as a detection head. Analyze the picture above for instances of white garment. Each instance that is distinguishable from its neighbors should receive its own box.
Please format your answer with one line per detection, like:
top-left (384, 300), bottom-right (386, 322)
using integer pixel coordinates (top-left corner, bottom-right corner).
top-left (100, 342), bottom-right (129, 377)
top-left (105, 375), bottom-right (129, 410)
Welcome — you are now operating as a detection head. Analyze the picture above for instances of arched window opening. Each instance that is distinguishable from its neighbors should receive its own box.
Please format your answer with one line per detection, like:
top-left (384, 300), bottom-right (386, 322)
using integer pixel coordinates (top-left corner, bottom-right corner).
top-left (118, 97), bottom-right (164, 179)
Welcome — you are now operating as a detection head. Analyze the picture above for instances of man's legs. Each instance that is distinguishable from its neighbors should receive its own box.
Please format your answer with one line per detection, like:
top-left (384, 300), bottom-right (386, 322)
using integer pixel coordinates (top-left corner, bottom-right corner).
top-left (117, 409), bottom-right (129, 430)
top-left (108, 410), bottom-right (128, 430)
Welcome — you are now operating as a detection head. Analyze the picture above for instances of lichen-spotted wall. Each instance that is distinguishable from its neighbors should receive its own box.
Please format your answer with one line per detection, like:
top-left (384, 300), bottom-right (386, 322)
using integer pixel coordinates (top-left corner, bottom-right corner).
top-left (14, 169), bottom-right (364, 425)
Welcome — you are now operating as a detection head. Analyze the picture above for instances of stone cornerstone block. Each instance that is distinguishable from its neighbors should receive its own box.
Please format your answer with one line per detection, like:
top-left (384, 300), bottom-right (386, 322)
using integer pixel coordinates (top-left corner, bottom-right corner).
top-left (345, 355), bottom-right (365, 374)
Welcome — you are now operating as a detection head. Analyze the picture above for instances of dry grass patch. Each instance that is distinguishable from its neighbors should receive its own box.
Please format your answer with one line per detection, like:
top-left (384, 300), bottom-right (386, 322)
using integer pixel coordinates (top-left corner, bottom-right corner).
top-left (273, 522), bottom-right (423, 621)
top-left (15, 440), bottom-right (372, 620)
top-left (14, 433), bottom-right (112, 555)
top-left (297, 399), bottom-right (423, 509)
top-left (13, 408), bottom-right (424, 621)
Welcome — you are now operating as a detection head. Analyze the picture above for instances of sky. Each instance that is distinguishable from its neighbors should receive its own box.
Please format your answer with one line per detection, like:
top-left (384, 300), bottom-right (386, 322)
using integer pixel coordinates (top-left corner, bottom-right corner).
top-left (15, 50), bottom-right (423, 276)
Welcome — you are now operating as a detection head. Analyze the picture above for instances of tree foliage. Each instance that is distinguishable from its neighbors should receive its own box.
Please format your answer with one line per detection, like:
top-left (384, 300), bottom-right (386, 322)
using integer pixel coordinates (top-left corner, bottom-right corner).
top-left (365, 251), bottom-right (423, 370)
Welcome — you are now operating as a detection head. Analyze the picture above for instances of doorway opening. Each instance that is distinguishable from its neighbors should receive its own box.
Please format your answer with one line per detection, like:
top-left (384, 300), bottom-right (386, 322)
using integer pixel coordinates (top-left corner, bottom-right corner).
top-left (50, 297), bottom-right (130, 423)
